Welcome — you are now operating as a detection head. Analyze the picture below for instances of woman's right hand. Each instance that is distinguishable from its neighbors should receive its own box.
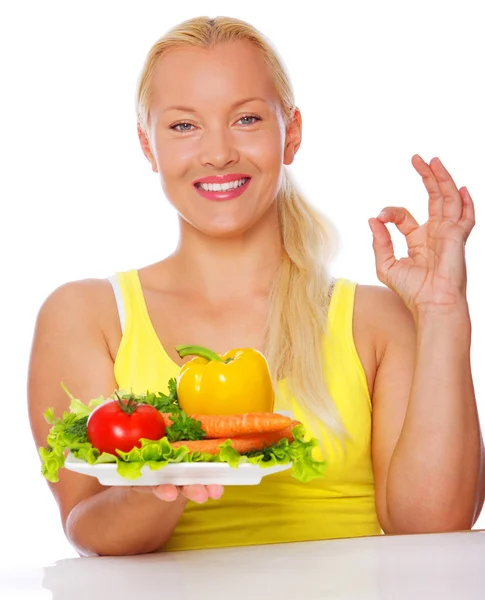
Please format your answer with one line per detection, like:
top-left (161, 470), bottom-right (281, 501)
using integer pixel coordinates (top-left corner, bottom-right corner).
top-left (134, 484), bottom-right (224, 504)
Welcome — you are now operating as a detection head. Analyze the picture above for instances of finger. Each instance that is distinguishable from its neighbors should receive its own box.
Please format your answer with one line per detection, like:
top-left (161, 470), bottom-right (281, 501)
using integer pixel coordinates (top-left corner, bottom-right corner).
top-left (206, 484), bottom-right (224, 500)
top-left (411, 154), bottom-right (443, 219)
top-left (429, 157), bottom-right (463, 221)
top-left (179, 484), bottom-right (210, 504)
top-left (369, 218), bottom-right (397, 282)
top-left (152, 484), bottom-right (179, 502)
top-left (458, 186), bottom-right (476, 241)
top-left (131, 485), bottom-right (157, 495)
top-left (377, 206), bottom-right (420, 237)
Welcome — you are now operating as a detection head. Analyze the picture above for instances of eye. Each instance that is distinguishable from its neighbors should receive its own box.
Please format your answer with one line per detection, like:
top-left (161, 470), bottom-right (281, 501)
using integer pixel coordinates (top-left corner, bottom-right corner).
top-left (237, 115), bottom-right (261, 126)
top-left (171, 122), bottom-right (195, 133)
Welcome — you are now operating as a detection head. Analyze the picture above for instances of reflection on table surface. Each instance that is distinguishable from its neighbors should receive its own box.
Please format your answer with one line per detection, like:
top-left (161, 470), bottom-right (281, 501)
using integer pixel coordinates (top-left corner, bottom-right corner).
top-left (2, 530), bottom-right (484, 600)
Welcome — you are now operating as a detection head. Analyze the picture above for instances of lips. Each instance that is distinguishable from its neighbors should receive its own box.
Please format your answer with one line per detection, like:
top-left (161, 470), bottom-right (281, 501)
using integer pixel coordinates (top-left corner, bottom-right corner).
top-left (193, 175), bottom-right (252, 202)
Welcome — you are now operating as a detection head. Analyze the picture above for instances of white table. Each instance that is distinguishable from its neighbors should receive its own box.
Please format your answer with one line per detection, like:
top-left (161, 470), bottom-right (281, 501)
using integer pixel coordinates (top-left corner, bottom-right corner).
top-left (2, 531), bottom-right (484, 599)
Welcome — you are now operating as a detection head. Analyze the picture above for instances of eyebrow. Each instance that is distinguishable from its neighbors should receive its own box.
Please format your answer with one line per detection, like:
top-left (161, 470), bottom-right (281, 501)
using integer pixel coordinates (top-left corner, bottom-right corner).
top-left (162, 97), bottom-right (269, 114)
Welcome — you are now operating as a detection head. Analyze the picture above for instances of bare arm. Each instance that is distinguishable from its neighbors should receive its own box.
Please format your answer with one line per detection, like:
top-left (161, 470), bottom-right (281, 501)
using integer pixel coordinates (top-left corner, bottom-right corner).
top-left (367, 155), bottom-right (484, 533)
top-left (368, 287), bottom-right (484, 533)
top-left (65, 485), bottom-right (188, 556)
top-left (28, 280), bottom-right (219, 557)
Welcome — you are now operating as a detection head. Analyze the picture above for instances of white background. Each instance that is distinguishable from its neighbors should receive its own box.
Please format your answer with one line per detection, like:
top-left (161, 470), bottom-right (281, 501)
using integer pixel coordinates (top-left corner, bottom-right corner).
top-left (1, 0), bottom-right (484, 565)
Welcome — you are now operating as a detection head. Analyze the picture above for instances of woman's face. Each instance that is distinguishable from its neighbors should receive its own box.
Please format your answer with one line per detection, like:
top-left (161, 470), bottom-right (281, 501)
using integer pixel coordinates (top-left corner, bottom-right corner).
top-left (140, 40), bottom-right (301, 238)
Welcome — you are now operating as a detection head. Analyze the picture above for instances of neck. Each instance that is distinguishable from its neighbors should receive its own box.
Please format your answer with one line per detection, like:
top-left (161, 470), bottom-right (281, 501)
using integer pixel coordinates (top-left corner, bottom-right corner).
top-left (168, 204), bottom-right (283, 303)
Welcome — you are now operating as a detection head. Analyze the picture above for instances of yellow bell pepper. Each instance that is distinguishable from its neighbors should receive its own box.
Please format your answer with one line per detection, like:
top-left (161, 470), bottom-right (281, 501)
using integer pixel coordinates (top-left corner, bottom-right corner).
top-left (175, 345), bottom-right (275, 415)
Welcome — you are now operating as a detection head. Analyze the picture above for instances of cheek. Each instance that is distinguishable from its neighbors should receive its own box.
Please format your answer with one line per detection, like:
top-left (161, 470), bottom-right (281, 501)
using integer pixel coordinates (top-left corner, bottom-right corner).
top-left (156, 140), bottom-right (198, 177)
top-left (239, 129), bottom-right (285, 170)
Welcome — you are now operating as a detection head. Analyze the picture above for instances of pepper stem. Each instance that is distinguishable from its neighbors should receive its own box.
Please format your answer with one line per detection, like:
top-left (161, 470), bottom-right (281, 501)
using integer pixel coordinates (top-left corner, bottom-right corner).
top-left (175, 344), bottom-right (226, 363)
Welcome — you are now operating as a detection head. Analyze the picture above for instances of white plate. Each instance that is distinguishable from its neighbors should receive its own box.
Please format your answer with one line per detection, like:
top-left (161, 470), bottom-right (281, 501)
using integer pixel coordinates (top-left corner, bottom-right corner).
top-left (64, 453), bottom-right (292, 486)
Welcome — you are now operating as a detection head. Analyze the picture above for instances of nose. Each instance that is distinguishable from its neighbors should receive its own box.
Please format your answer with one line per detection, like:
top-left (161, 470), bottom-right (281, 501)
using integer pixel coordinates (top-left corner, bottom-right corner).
top-left (199, 126), bottom-right (239, 169)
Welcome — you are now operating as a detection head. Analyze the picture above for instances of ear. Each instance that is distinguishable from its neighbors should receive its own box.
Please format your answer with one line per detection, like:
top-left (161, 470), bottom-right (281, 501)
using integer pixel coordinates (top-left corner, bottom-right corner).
top-left (137, 124), bottom-right (158, 173)
top-left (283, 108), bottom-right (302, 166)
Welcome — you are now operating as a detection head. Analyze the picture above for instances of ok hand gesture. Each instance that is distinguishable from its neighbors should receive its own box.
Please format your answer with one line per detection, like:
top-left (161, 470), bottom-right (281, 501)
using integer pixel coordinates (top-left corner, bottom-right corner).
top-left (369, 155), bottom-right (475, 320)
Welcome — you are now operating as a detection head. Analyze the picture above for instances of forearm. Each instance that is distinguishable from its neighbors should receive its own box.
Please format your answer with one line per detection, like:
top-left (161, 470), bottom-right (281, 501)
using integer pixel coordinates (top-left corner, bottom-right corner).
top-left (66, 486), bottom-right (187, 556)
top-left (386, 305), bottom-right (482, 532)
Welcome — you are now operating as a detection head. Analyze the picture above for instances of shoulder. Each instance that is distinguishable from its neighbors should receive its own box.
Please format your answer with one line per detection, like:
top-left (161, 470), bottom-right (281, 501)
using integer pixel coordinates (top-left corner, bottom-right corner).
top-left (38, 278), bottom-right (115, 323)
top-left (353, 282), bottom-right (416, 364)
top-left (333, 278), bottom-right (413, 331)
top-left (354, 283), bottom-right (414, 328)
top-left (35, 278), bottom-right (121, 355)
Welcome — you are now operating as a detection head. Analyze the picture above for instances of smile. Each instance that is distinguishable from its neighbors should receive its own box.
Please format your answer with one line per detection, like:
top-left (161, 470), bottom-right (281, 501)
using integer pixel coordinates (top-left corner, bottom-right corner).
top-left (193, 177), bottom-right (252, 202)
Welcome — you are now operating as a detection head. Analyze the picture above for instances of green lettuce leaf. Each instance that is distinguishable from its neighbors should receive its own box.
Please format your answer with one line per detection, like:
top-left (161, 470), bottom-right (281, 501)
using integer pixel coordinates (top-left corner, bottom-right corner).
top-left (61, 382), bottom-right (107, 416)
top-left (218, 440), bottom-right (247, 468)
top-left (285, 424), bottom-right (327, 482)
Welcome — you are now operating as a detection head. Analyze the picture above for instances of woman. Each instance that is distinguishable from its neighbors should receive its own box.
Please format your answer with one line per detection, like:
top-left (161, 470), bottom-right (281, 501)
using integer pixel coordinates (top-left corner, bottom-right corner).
top-left (28, 16), bottom-right (484, 556)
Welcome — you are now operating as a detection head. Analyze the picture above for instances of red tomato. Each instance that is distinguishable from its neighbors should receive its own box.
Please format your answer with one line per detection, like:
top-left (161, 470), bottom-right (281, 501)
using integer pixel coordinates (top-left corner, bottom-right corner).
top-left (86, 399), bottom-right (166, 455)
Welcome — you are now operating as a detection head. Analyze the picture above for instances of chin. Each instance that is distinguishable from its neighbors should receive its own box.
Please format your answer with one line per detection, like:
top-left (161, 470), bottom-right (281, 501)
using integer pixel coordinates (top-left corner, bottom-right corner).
top-left (178, 199), bottom-right (276, 239)
top-left (196, 221), bottom-right (251, 239)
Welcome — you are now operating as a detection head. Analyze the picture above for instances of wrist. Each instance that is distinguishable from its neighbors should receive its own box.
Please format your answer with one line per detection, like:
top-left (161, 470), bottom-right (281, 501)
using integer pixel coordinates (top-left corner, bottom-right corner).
top-left (415, 301), bottom-right (470, 327)
top-left (415, 304), bottom-right (472, 348)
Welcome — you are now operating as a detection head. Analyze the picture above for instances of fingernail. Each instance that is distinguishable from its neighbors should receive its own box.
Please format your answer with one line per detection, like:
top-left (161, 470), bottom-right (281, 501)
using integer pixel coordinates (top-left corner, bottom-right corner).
top-left (377, 210), bottom-right (386, 218)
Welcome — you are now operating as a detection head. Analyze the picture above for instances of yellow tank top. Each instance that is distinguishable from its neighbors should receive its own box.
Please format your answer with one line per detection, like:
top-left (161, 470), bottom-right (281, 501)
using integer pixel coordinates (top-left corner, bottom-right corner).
top-left (111, 270), bottom-right (381, 550)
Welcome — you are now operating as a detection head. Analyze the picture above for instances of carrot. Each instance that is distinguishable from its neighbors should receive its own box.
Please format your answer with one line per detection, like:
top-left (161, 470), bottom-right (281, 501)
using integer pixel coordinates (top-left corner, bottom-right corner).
top-left (170, 420), bottom-right (300, 455)
top-left (161, 412), bottom-right (292, 438)
top-left (161, 414), bottom-right (174, 428)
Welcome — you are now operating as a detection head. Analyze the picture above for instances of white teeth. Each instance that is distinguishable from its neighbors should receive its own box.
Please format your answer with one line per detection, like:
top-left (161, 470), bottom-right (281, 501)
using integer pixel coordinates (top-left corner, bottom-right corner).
top-left (198, 178), bottom-right (248, 192)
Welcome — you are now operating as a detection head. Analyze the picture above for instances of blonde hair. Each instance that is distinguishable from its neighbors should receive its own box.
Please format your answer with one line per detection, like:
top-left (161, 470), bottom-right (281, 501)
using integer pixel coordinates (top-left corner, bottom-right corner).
top-left (136, 16), bottom-right (344, 436)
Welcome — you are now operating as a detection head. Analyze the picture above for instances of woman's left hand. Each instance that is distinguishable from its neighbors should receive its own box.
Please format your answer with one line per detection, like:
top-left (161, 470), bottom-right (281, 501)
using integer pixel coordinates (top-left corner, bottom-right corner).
top-left (369, 155), bottom-right (475, 320)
